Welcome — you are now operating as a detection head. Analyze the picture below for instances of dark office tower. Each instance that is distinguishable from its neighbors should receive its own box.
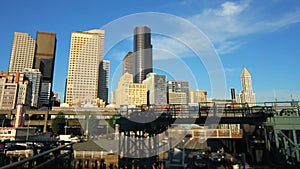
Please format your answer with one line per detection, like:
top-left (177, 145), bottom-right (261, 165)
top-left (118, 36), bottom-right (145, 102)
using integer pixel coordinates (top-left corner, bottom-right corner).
top-left (133, 26), bottom-right (153, 83)
top-left (122, 52), bottom-right (134, 75)
top-left (34, 32), bottom-right (57, 107)
top-left (98, 60), bottom-right (110, 103)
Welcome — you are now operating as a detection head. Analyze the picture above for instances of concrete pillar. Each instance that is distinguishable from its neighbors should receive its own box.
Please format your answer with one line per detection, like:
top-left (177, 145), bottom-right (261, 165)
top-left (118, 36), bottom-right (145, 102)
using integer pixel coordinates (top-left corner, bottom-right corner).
top-left (292, 129), bottom-right (300, 163)
top-left (43, 110), bottom-right (49, 133)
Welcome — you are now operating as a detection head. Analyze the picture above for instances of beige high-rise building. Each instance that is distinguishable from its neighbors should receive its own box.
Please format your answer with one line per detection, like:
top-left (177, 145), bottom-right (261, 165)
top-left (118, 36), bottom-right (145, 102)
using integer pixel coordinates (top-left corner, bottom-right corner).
top-left (116, 73), bottom-right (147, 107)
top-left (236, 68), bottom-right (256, 106)
top-left (8, 32), bottom-right (36, 72)
top-left (65, 29), bottom-right (105, 105)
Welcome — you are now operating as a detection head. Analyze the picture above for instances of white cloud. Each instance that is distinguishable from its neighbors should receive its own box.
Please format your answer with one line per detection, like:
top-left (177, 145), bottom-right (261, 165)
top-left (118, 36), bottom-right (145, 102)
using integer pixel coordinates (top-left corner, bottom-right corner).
top-left (106, 2), bottom-right (300, 60)
top-left (185, 1), bottom-right (300, 54)
top-left (215, 1), bottom-right (249, 16)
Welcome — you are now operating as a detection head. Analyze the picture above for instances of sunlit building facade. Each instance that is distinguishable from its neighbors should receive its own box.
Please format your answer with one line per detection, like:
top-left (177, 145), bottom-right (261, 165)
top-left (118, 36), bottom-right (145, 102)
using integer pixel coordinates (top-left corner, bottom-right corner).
top-left (167, 80), bottom-right (189, 104)
top-left (8, 32), bottom-right (36, 72)
top-left (142, 73), bottom-right (167, 105)
top-left (0, 72), bottom-right (31, 109)
top-left (116, 73), bottom-right (147, 107)
top-left (236, 68), bottom-right (256, 106)
top-left (66, 29), bottom-right (105, 105)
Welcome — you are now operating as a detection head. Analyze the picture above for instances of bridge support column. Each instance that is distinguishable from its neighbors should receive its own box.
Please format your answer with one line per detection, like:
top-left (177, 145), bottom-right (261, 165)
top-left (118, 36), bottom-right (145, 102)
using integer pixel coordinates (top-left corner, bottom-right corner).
top-left (43, 110), bottom-right (49, 133)
top-left (274, 130), bottom-right (279, 149)
top-left (292, 129), bottom-right (300, 163)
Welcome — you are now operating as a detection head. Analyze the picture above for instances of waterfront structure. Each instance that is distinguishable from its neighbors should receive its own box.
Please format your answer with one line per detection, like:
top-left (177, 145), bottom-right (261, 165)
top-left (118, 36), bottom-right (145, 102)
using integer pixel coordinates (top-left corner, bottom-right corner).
top-left (189, 89), bottom-right (207, 103)
top-left (34, 32), bottom-right (57, 107)
top-left (236, 68), bottom-right (256, 106)
top-left (0, 72), bottom-right (31, 109)
top-left (133, 26), bottom-right (153, 83)
top-left (167, 80), bottom-right (189, 104)
top-left (116, 73), bottom-right (147, 107)
top-left (142, 73), bottom-right (167, 105)
top-left (98, 60), bottom-right (110, 103)
top-left (23, 68), bottom-right (42, 108)
top-left (65, 29), bottom-right (105, 105)
top-left (8, 32), bottom-right (36, 72)
top-left (122, 52), bottom-right (134, 76)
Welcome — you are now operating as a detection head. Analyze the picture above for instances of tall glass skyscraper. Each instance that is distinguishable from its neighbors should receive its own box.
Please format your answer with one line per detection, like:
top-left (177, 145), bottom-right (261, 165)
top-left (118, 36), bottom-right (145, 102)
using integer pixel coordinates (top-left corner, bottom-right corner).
top-left (133, 26), bottom-right (153, 83)
top-left (34, 32), bottom-right (57, 107)
top-left (98, 60), bottom-right (110, 103)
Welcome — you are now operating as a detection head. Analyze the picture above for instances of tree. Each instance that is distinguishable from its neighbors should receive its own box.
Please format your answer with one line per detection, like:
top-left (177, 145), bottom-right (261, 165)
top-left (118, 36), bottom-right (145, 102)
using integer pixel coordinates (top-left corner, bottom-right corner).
top-left (51, 112), bottom-right (66, 135)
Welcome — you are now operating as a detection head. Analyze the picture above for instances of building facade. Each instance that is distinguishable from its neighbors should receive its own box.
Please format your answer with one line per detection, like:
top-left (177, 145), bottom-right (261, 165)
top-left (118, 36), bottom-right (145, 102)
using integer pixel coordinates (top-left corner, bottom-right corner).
top-left (116, 73), bottom-right (133, 107)
top-left (122, 52), bottom-right (134, 76)
top-left (23, 68), bottom-right (42, 108)
top-left (8, 32), bottom-right (36, 72)
top-left (189, 89), bottom-right (207, 104)
top-left (65, 30), bottom-right (105, 105)
top-left (236, 68), bottom-right (256, 106)
top-left (142, 73), bottom-right (167, 105)
top-left (133, 26), bottom-right (153, 83)
top-left (34, 32), bottom-right (57, 107)
top-left (98, 60), bottom-right (110, 103)
top-left (167, 81), bottom-right (189, 104)
top-left (0, 72), bottom-right (31, 109)
top-left (116, 73), bottom-right (147, 107)
top-left (168, 92), bottom-right (187, 105)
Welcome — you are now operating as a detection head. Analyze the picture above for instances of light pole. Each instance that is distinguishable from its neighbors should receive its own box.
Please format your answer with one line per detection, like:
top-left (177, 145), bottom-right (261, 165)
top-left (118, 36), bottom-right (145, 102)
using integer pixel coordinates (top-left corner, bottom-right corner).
top-left (65, 119), bottom-right (68, 135)
top-left (26, 115), bottom-right (31, 141)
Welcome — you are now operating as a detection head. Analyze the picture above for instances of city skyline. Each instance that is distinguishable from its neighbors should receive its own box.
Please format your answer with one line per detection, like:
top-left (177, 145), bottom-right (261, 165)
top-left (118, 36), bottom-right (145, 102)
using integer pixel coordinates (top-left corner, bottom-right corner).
top-left (0, 0), bottom-right (300, 102)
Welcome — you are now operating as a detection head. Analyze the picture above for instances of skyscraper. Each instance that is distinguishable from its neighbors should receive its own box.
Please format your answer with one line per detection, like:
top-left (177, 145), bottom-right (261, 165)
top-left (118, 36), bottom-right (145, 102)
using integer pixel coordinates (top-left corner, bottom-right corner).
top-left (237, 68), bottom-right (256, 106)
top-left (23, 68), bottom-right (42, 108)
top-left (8, 32), bottom-right (36, 72)
top-left (122, 52), bottom-right (134, 75)
top-left (66, 29), bottom-right (105, 105)
top-left (98, 60), bottom-right (110, 103)
top-left (34, 32), bottom-right (57, 107)
top-left (133, 26), bottom-right (153, 83)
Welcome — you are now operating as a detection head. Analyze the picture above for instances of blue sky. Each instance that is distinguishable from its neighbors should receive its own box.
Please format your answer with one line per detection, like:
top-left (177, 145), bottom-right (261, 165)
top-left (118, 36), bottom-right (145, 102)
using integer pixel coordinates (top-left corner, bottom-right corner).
top-left (0, 0), bottom-right (299, 102)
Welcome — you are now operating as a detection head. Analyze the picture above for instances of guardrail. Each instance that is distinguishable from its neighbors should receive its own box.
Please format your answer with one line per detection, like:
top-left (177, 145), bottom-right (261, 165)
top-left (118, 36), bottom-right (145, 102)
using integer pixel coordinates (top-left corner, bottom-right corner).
top-left (0, 143), bottom-right (73, 169)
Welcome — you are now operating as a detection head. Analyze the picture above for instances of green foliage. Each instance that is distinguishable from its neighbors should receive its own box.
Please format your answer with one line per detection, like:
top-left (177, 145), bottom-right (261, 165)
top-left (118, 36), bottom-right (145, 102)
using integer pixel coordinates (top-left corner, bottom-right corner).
top-left (51, 112), bottom-right (66, 135)
top-left (107, 114), bottom-right (121, 128)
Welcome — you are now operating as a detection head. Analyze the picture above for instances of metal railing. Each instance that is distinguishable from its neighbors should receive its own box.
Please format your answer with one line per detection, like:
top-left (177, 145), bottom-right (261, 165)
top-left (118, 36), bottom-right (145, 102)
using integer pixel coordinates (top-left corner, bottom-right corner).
top-left (0, 143), bottom-right (73, 169)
